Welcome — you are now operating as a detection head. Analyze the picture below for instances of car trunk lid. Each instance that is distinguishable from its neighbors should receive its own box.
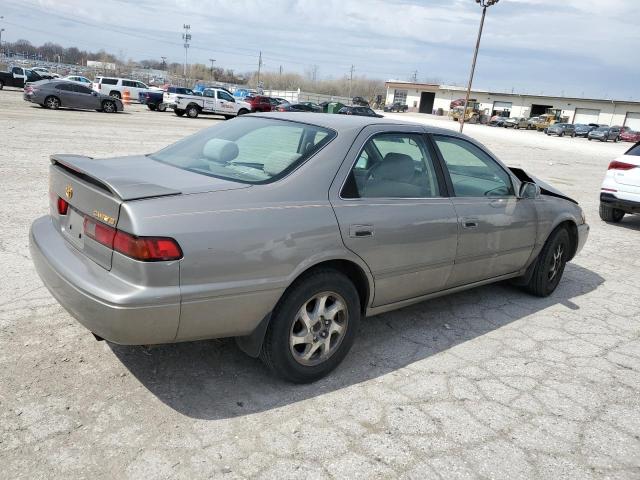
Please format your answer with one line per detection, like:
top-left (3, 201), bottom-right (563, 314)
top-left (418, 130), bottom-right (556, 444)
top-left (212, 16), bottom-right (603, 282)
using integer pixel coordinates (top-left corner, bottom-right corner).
top-left (49, 154), bottom-right (249, 269)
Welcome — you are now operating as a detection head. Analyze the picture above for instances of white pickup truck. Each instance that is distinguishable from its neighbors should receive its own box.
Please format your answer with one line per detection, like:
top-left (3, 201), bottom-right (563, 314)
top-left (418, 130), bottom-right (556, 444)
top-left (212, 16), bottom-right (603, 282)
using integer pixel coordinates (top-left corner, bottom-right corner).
top-left (173, 88), bottom-right (251, 119)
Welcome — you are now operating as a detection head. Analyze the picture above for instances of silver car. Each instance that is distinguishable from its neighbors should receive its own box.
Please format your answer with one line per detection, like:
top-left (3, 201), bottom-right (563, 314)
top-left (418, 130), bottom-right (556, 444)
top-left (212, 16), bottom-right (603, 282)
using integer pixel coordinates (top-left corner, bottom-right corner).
top-left (23, 79), bottom-right (123, 112)
top-left (30, 113), bottom-right (589, 382)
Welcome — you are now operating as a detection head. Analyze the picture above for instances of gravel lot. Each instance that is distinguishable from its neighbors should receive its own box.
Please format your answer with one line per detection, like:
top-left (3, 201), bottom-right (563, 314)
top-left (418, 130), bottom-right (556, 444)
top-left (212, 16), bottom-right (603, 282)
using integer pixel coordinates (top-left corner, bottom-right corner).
top-left (1, 88), bottom-right (639, 479)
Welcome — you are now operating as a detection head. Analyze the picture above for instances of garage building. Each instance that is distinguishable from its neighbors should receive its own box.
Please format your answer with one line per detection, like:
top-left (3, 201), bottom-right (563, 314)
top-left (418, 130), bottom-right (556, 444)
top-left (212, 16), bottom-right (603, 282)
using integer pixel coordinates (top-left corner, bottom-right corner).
top-left (385, 81), bottom-right (640, 128)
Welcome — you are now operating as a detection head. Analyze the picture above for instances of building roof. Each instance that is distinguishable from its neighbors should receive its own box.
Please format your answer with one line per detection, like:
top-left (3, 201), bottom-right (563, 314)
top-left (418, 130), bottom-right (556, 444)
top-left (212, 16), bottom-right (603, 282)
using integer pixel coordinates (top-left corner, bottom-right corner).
top-left (385, 80), bottom-right (640, 106)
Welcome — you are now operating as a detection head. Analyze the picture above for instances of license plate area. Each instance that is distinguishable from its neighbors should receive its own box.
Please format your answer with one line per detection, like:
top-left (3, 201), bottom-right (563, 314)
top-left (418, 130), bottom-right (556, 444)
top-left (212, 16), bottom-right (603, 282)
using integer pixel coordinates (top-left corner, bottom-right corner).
top-left (61, 207), bottom-right (85, 250)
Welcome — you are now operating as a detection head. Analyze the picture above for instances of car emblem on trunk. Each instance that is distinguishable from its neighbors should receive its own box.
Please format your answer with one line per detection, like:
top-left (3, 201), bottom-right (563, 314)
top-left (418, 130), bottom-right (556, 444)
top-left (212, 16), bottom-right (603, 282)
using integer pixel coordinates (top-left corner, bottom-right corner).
top-left (65, 186), bottom-right (73, 199)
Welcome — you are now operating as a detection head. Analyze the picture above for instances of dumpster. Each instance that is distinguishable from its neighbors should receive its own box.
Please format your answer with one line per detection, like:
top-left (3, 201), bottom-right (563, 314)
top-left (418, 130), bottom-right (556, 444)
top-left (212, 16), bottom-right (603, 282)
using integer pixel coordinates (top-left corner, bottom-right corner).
top-left (327, 102), bottom-right (345, 114)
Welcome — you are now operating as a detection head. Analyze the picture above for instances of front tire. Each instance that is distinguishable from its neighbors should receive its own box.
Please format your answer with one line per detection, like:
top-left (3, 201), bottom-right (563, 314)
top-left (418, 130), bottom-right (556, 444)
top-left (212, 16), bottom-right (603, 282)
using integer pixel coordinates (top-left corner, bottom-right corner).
top-left (260, 269), bottom-right (360, 383)
top-left (599, 203), bottom-right (625, 223)
top-left (237, 108), bottom-right (249, 116)
top-left (523, 228), bottom-right (571, 297)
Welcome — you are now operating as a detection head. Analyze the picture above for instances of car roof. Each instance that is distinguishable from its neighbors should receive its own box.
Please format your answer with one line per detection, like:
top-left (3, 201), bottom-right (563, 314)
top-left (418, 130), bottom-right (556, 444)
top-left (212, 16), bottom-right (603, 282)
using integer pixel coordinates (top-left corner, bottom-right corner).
top-left (250, 111), bottom-right (456, 135)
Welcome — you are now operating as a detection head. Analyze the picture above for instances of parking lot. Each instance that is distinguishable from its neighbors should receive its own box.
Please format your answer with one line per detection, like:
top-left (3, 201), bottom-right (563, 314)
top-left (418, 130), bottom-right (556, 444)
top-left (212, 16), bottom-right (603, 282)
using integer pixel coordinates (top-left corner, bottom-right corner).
top-left (1, 87), bottom-right (639, 479)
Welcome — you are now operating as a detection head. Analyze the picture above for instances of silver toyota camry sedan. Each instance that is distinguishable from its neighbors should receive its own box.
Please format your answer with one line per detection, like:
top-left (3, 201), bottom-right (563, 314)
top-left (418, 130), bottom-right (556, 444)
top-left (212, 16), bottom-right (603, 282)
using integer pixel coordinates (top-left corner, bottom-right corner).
top-left (30, 113), bottom-right (589, 383)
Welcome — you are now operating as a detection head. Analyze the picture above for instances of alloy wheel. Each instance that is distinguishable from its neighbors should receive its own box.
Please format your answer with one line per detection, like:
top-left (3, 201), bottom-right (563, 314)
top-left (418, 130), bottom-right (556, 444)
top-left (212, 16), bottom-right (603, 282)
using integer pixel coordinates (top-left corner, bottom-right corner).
top-left (548, 244), bottom-right (564, 281)
top-left (289, 292), bottom-right (348, 367)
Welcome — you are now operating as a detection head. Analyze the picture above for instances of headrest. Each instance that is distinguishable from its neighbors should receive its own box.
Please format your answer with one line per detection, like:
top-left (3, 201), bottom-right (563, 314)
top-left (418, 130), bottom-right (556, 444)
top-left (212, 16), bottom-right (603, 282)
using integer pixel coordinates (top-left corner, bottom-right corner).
top-left (202, 139), bottom-right (239, 163)
top-left (375, 153), bottom-right (415, 182)
top-left (263, 151), bottom-right (302, 176)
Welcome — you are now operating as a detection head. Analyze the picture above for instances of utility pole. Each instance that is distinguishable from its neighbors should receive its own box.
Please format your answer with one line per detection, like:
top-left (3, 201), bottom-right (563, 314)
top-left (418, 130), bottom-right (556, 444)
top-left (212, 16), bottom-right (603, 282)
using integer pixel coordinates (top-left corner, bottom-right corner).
top-left (182, 24), bottom-right (191, 79)
top-left (209, 58), bottom-right (216, 80)
top-left (411, 70), bottom-right (418, 82)
top-left (256, 51), bottom-right (263, 87)
top-left (161, 56), bottom-right (167, 70)
top-left (0, 16), bottom-right (5, 57)
top-left (348, 65), bottom-right (354, 100)
top-left (459, 0), bottom-right (500, 133)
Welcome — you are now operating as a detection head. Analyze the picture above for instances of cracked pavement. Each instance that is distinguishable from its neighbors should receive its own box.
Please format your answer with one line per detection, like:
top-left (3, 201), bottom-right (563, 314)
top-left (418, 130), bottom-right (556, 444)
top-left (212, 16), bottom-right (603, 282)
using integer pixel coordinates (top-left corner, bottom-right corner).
top-left (1, 90), bottom-right (639, 479)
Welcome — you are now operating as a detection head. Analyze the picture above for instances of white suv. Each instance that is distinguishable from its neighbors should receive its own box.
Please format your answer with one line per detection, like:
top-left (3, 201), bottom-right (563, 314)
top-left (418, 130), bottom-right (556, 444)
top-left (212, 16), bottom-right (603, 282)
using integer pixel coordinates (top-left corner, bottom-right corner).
top-left (600, 142), bottom-right (640, 222)
top-left (93, 77), bottom-right (160, 100)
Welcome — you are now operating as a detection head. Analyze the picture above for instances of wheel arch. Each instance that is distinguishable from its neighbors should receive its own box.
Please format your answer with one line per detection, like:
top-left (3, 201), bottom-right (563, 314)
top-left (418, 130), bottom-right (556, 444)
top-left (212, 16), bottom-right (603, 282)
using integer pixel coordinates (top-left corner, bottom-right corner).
top-left (235, 256), bottom-right (373, 358)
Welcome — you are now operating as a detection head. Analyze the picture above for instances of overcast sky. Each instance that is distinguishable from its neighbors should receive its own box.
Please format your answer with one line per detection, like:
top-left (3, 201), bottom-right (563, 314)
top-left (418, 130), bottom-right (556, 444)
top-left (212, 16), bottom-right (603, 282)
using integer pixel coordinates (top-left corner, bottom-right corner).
top-left (2, 0), bottom-right (639, 99)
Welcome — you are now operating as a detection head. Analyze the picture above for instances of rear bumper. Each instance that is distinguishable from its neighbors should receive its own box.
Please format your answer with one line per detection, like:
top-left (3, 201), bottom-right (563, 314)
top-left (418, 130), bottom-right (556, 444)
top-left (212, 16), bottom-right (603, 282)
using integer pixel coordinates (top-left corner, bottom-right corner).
top-left (600, 193), bottom-right (640, 213)
top-left (29, 216), bottom-right (180, 345)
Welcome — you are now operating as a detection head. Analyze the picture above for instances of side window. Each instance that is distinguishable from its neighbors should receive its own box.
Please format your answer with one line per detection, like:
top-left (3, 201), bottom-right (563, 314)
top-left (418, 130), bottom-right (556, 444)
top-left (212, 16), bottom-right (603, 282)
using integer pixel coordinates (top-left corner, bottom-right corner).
top-left (75, 85), bottom-right (93, 94)
top-left (204, 90), bottom-right (215, 98)
top-left (122, 80), bottom-right (136, 88)
top-left (433, 135), bottom-right (514, 197)
top-left (342, 133), bottom-right (441, 199)
top-left (55, 83), bottom-right (73, 91)
top-left (136, 82), bottom-right (147, 89)
top-left (218, 91), bottom-right (234, 102)
top-left (101, 78), bottom-right (118, 85)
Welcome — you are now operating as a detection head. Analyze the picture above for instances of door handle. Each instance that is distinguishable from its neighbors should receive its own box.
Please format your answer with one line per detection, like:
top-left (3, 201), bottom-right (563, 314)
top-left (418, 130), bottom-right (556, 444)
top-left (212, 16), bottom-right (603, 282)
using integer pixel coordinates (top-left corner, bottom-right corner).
top-left (349, 224), bottom-right (374, 238)
top-left (489, 198), bottom-right (507, 207)
top-left (462, 218), bottom-right (479, 229)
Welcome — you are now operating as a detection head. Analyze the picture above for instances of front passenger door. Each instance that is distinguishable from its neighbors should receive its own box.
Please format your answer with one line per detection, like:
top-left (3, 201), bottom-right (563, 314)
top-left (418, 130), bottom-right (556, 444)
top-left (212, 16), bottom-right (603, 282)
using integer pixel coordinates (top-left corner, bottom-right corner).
top-left (432, 135), bottom-right (537, 286)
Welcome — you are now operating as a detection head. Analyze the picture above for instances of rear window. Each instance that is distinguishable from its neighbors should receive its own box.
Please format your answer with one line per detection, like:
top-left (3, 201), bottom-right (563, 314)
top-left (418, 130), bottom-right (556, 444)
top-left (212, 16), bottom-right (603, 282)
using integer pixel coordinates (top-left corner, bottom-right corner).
top-left (626, 142), bottom-right (640, 156)
top-left (150, 117), bottom-right (335, 184)
top-left (101, 78), bottom-right (118, 85)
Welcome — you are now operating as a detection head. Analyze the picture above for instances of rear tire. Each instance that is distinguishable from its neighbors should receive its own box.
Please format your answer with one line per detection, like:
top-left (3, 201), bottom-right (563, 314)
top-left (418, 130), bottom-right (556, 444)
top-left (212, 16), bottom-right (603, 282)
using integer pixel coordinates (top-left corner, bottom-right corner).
top-left (260, 269), bottom-right (360, 383)
top-left (174, 109), bottom-right (185, 117)
top-left (44, 96), bottom-right (60, 110)
top-left (523, 228), bottom-right (571, 297)
top-left (599, 203), bottom-right (625, 223)
top-left (0, 80), bottom-right (4, 90)
top-left (157, 103), bottom-right (167, 112)
top-left (147, 104), bottom-right (157, 111)
top-left (109, 91), bottom-right (121, 99)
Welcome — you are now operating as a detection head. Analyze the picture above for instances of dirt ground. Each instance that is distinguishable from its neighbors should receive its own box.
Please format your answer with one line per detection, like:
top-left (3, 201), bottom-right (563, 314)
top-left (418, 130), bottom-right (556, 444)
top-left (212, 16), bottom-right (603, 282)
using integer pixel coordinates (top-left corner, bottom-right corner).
top-left (1, 88), bottom-right (639, 479)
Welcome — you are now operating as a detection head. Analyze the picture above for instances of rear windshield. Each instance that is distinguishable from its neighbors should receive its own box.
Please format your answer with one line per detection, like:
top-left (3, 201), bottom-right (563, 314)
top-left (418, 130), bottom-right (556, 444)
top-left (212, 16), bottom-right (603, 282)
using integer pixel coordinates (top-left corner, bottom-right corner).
top-left (150, 117), bottom-right (336, 184)
top-left (626, 142), bottom-right (640, 156)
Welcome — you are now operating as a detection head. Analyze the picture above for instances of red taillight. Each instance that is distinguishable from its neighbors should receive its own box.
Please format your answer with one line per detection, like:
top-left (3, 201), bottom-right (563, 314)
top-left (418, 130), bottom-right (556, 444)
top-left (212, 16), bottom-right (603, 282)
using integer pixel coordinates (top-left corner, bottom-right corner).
top-left (57, 197), bottom-right (69, 215)
top-left (83, 215), bottom-right (182, 261)
top-left (113, 230), bottom-right (182, 261)
top-left (83, 216), bottom-right (116, 247)
top-left (608, 160), bottom-right (637, 170)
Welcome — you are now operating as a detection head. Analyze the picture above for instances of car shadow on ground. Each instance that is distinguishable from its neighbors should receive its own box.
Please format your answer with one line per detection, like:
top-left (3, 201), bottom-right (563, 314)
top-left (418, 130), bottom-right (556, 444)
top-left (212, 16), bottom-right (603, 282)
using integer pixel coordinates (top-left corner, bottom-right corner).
top-left (110, 263), bottom-right (604, 420)
top-left (606, 215), bottom-right (640, 231)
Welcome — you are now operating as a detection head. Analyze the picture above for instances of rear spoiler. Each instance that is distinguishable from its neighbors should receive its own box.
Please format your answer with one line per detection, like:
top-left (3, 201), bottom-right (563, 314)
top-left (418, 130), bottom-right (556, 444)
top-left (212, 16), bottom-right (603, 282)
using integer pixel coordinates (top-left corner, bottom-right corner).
top-left (51, 154), bottom-right (181, 201)
top-left (509, 166), bottom-right (578, 205)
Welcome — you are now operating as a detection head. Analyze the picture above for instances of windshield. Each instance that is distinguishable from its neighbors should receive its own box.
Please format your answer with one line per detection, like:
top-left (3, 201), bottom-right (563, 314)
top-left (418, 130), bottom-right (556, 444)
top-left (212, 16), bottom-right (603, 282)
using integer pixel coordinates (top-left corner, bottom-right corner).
top-left (150, 117), bottom-right (335, 184)
top-left (595, 127), bottom-right (608, 132)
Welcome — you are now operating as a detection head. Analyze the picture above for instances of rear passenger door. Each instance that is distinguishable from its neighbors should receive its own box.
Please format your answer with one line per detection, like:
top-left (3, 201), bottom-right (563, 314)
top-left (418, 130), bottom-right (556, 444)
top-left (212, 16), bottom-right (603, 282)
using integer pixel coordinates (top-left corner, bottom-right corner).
top-left (54, 83), bottom-right (77, 107)
top-left (330, 126), bottom-right (458, 306)
top-left (431, 134), bottom-right (537, 286)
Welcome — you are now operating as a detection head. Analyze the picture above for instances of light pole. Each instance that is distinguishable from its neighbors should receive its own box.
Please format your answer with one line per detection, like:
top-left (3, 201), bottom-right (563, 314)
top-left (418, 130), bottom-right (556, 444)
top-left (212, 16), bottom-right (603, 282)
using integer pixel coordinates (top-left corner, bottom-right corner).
top-left (182, 24), bottom-right (191, 79)
top-left (209, 58), bottom-right (216, 81)
top-left (459, 0), bottom-right (500, 133)
top-left (0, 16), bottom-right (4, 58)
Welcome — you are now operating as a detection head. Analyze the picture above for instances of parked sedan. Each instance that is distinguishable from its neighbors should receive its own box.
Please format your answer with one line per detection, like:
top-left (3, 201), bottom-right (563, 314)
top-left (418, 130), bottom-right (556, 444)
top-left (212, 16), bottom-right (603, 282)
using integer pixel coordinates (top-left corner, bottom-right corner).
top-left (588, 126), bottom-right (621, 142)
top-left (620, 130), bottom-right (640, 143)
top-left (489, 116), bottom-right (507, 127)
top-left (546, 123), bottom-right (577, 137)
top-left (337, 106), bottom-right (383, 117)
top-left (276, 103), bottom-right (318, 112)
top-left (23, 79), bottom-right (123, 112)
top-left (574, 124), bottom-right (597, 137)
top-left (30, 113), bottom-right (588, 383)
top-left (504, 117), bottom-right (528, 129)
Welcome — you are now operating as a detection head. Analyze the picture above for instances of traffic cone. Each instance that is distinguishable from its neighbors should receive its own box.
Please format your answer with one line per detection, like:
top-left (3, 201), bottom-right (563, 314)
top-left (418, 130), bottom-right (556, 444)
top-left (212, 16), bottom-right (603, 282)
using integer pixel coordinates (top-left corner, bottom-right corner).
top-left (123, 90), bottom-right (130, 106)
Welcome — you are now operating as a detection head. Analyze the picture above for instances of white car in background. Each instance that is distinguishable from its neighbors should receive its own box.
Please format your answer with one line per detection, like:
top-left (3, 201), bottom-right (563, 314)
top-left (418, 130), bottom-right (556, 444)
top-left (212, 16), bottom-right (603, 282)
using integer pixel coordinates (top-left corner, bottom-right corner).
top-left (600, 141), bottom-right (640, 222)
top-left (92, 77), bottom-right (161, 100)
top-left (32, 66), bottom-right (60, 78)
top-left (64, 75), bottom-right (93, 86)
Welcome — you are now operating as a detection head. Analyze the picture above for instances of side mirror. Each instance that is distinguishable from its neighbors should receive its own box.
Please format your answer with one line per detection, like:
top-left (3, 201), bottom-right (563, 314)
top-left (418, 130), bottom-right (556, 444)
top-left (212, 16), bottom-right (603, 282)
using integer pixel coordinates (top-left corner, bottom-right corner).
top-left (519, 181), bottom-right (540, 199)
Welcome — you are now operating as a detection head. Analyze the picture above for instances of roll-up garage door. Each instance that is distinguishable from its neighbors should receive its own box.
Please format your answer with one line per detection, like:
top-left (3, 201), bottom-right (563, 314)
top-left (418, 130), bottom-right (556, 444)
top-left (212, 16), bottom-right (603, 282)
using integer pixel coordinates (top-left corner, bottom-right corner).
top-left (573, 108), bottom-right (600, 124)
top-left (624, 112), bottom-right (640, 130)
top-left (493, 101), bottom-right (512, 111)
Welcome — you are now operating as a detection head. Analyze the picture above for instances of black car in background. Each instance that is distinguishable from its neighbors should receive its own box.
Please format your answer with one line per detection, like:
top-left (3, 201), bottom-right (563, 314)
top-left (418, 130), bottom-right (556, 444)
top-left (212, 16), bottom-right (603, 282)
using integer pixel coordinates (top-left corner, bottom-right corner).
top-left (276, 103), bottom-right (319, 112)
top-left (588, 126), bottom-right (621, 142)
top-left (384, 102), bottom-right (409, 112)
top-left (337, 106), bottom-right (383, 117)
top-left (574, 124), bottom-right (598, 137)
top-left (546, 123), bottom-right (577, 137)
